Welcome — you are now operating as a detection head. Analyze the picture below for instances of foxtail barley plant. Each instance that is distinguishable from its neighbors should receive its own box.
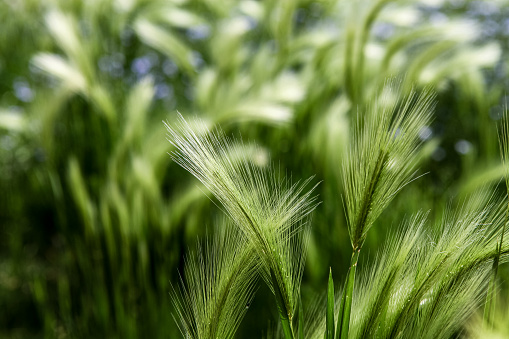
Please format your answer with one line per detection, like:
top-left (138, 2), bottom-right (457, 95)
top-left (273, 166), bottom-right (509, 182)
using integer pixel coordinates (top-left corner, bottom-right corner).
top-left (166, 114), bottom-right (319, 338)
top-left (166, 82), bottom-right (509, 338)
top-left (171, 224), bottom-right (258, 339)
top-left (2, 0), bottom-right (509, 337)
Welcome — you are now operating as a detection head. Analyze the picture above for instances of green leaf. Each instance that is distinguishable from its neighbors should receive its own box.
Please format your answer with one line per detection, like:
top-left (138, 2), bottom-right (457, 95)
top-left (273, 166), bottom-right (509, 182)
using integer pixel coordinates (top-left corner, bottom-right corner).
top-left (338, 250), bottom-right (360, 339)
top-left (326, 268), bottom-right (335, 339)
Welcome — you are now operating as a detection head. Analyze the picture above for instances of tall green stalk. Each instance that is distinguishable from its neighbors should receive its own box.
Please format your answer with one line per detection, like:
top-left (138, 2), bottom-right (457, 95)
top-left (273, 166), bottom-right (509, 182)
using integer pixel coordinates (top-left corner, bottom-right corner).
top-left (272, 270), bottom-right (294, 339)
top-left (326, 268), bottom-right (335, 339)
top-left (339, 83), bottom-right (434, 339)
top-left (336, 250), bottom-right (360, 339)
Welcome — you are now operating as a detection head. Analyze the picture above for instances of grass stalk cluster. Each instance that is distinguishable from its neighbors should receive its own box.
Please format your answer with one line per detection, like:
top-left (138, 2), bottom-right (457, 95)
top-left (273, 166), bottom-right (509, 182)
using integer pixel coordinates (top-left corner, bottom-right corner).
top-left (167, 81), bottom-right (509, 338)
top-left (166, 114), bottom-right (319, 338)
top-left (2, 0), bottom-right (509, 337)
top-left (337, 82), bottom-right (434, 338)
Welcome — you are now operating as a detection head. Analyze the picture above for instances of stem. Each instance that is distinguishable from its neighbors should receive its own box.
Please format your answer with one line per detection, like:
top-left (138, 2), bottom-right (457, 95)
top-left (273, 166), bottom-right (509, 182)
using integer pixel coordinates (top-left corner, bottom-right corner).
top-left (271, 269), bottom-right (294, 339)
top-left (327, 268), bottom-right (335, 339)
top-left (337, 249), bottom-right (360, 339)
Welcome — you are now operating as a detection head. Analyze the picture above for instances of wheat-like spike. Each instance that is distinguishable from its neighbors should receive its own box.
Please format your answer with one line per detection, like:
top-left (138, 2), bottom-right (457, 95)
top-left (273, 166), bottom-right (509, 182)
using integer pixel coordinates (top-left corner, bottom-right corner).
top-left (165, 113), bottom-right (319, 337)
top-left (351, 191), bottom-right (508, 339)
top-left (307, 190), bottom-right (508, 339)
top-left (171, 224), bottom-right (258, 339)
top-left (337, 80), bottom-right (435, 339)
top-left (342, 80), bottom-right (435, 250)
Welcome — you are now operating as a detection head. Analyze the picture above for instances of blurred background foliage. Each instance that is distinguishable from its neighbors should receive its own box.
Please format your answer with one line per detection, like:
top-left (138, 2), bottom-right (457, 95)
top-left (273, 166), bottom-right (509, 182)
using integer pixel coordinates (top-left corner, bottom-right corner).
top-left (2, 0), bottom-right (509, 337)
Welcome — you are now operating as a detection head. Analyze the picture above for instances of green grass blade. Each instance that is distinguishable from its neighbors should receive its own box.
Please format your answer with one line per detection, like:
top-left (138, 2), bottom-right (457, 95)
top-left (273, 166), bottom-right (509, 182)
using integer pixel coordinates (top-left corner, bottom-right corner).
top-left (339, 250), bottom-right (360, 339)
top-left (336, 280), bottom-right (347, 339)
top-left (326, 268), bottom-right (335, 339)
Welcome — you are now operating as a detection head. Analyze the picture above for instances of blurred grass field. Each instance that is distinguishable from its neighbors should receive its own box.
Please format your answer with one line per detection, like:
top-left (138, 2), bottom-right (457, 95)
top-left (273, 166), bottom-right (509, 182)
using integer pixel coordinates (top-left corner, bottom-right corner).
top-left (2, 0), bottom-right (509, 337)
